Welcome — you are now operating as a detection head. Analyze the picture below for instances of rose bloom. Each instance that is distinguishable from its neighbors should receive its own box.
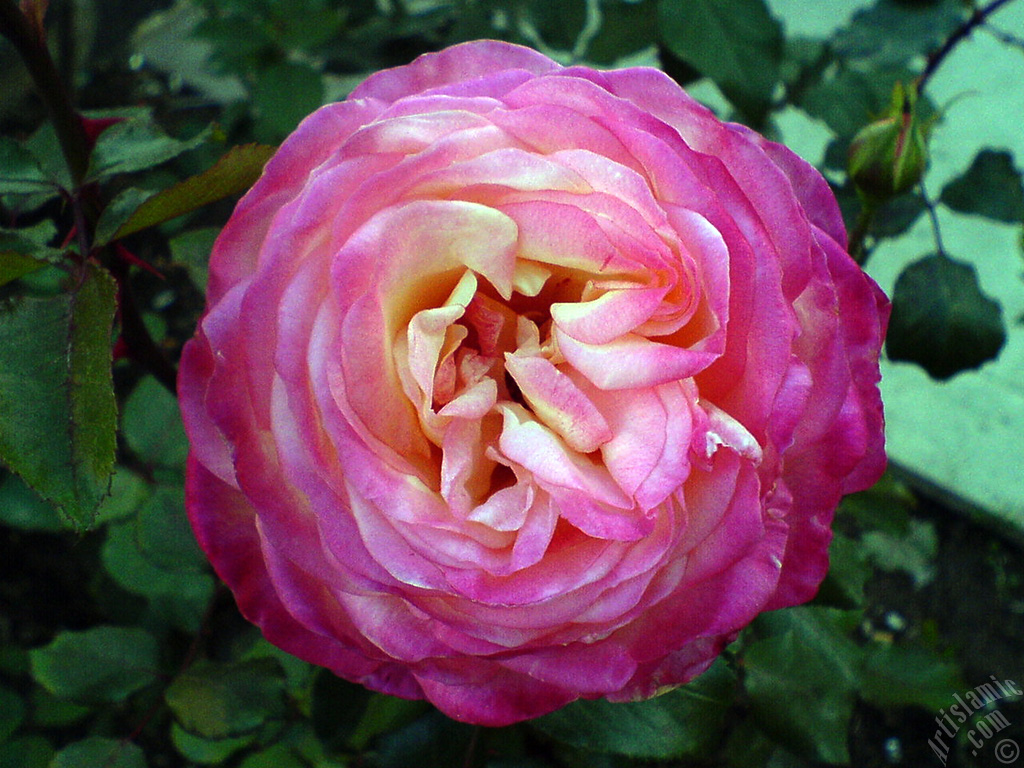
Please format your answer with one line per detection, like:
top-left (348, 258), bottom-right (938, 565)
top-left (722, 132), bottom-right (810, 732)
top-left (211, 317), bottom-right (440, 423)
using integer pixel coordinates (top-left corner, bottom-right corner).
top-left (179, 41), bottom-right (888, 726)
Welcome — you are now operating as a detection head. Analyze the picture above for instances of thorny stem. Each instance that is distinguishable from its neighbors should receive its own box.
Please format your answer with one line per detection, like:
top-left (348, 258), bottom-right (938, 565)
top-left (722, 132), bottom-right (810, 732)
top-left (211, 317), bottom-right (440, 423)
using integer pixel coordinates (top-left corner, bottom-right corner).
top-left (1, 0), bottom-right (180, 393)
top-left (109, 256), bottom-right (179, 395)
top-left (117, 584), bottom-right (229, 766)
top-left (0, 0), bottom-right (90, 187)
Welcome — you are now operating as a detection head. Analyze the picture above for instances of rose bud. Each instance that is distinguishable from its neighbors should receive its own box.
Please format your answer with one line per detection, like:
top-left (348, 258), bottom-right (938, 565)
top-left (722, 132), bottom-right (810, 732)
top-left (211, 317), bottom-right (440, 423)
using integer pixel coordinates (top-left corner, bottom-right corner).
top-left (848, 82), bottom-right (928, 202)
top-left (179, 41), bottom-right (889, 726)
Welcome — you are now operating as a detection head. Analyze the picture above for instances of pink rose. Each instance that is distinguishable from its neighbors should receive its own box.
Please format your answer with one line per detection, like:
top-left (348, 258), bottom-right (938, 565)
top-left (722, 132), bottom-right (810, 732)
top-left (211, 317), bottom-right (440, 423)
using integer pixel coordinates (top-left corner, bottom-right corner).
top-left (179, 41), bottom-right (888, 726)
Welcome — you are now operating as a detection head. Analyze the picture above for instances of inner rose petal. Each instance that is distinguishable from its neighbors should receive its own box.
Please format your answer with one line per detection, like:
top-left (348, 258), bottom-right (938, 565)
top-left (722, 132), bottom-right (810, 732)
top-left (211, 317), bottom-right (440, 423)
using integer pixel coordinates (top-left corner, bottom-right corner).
top-left (333, 202), bottom-right (519, 461)
top-left (497, 404), bottom-right (632, 514)
top-left (501, 199), bottom-right (644, 276)
top-left (334, 200), bottom-right (520, 311)
top-left (503, 352), bottom-right (611, 453)
top-left (555, 327), bottom-right (717, 390)
top-left (549, 282), bottom-right (670, 345)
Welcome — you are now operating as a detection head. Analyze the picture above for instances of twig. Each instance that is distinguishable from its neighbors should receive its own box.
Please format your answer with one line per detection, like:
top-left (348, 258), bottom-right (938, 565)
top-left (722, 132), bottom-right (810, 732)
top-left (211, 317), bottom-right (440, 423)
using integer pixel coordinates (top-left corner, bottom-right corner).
top-left (917, 0), bottom-right (1018, 96)
top-left (108, 255), bottom-right (179, 395)
top-left (981, 20), bottom-right (1024, 50)
top-left (920, 181), bottom-right (947, 257)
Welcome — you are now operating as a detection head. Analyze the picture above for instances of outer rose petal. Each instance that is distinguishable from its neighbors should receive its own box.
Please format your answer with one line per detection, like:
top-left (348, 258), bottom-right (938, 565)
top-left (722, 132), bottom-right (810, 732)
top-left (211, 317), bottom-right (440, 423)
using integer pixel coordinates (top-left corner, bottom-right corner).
top-left (351, 40), bottom-right (561, 102)
top-left (180, 40), bottom-right (888, 726)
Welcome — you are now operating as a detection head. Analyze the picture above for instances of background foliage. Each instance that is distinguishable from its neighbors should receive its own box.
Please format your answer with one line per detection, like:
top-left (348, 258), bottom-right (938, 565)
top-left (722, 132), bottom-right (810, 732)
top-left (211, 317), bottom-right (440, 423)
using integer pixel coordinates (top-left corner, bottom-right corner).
top-left (1, 0), bottom-right (1023, 766)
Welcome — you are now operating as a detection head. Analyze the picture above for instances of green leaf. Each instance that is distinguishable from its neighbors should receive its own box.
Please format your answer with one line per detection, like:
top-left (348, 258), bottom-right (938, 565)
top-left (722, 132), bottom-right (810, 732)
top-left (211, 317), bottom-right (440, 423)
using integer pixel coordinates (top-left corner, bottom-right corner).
top-left (0, 221), bottom-right (66, 282)
top-left (170, 724), bottom-right (254, 765)
top-left (86, 117), bottom-right (212, 182)
top-left (238, 742), bottom-right (307, 768)
top-left (23, 124), bottom-right (72, 192)
top-left (100, 144), bottom-right (276, 244)
top-left (29, 626), bottom-right (159, 704)
top-left (165, 659), bottom-right (288, 740)
top-left (0, 263), bottom-right (118, 528)
top-left (101, 518), bottom-right (215, 633)
top-left (373, 711), bottom-right (476, 768)
top-left (744, 607), bottom-right (862, 765)
top-left (533, 657), bottom-right (736, 759)
top-left (580, 0), bottom-right (658, 64)
top-left (860, 518), bottom-right (938, 586)
top-left (238, 634), bottom-right (315, 694)
top-left (286, 720), bottom-right (359, 767)
top-left (940, 149), bottom-right (1024, 224)
top-left (29, 685), bottom-right (92, 728)
top-left (837, 471), bottom-right (917, 535)
top-left (195, 14), bottom-right (272, 73)
top-left (657, 0), bottom-right (782, 116)
top-left (860, 642), bottom-right (964, 711)
top-left (311, 672), bottom-right (373, 751)
top-left (93, 188), bottom-right (158, 249)
top-left (887, 253), bottom-right (1006, 379)
top-left (720, 719), bottom-right (806, 768)
top-left (813, 532), bottom-right (871, 609)
top-left (871, 191), bottom-right (928, 238)
top-left (799, 67), bottom-right (915, 140)
top-left (346, 692), bottom-right (430, 752)
top-left (49, 737), bottom-right (146, 768)
top-left (135, 485), bottom-right (206, 572)
top-left (833, 0), bottom-right (966, 65)
top-left (275, 6), bottom-right (347, 50)
top-left (252, 62), bottom-right (324, 143)
top-left (169, 227), bottom-right (219, 292)
top-left (0, 253), bottom-right (48, 287)
top-left (524, 0), bottom-right (589, 52)
top-left (0, 735), bottom-right (53, 768)
top-left (0, 138), bottom-right (56, 195)
top-left (0, 685), bottom-right (25, 741)
top-left (123, 375), bottom-right (189, 469)
top-left (93, 467), bottom-right (150, 525)
top-left (0, 472), bottom-right (63, 531)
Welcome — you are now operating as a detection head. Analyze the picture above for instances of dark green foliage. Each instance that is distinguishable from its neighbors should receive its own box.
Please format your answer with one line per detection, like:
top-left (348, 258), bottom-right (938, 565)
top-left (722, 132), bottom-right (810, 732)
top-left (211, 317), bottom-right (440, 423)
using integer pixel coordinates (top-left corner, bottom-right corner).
top-left (85, 112), bottom-right (213, 182)
top-left (0, 263), bottom-right (117, 528)
top-left (657, 0), bottom-right (783, 121)
top-left (744, 608), bottom-right (863, 765)
top-left (251, 62), bottom-right (325, 142)
top-left (29, 626), bottom-right (159, 704)
top-left (0, 137), bottom-right (55, 195)
top-left (887, 253), bottom-right (1006, 379)
top-left (49, 737), bottom-right (146, 768)
top-left (534, 658), bottom-right (736, 759)
top-left (941, 149), bottom-right (1024, 224)
top-left (104, 144), bottom-right (277, 244)
top-left (165, 658), bottom-right (289, 739)
top-left (832, 0), bottom-right (966, 65)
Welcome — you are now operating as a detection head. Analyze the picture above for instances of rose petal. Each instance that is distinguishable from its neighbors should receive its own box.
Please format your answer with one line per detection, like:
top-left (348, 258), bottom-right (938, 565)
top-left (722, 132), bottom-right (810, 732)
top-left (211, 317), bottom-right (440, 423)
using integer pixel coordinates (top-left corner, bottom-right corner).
top-left (556, 327), bottom-right (717, 390)
top-left (504, 352), bottom-right (612, 453)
